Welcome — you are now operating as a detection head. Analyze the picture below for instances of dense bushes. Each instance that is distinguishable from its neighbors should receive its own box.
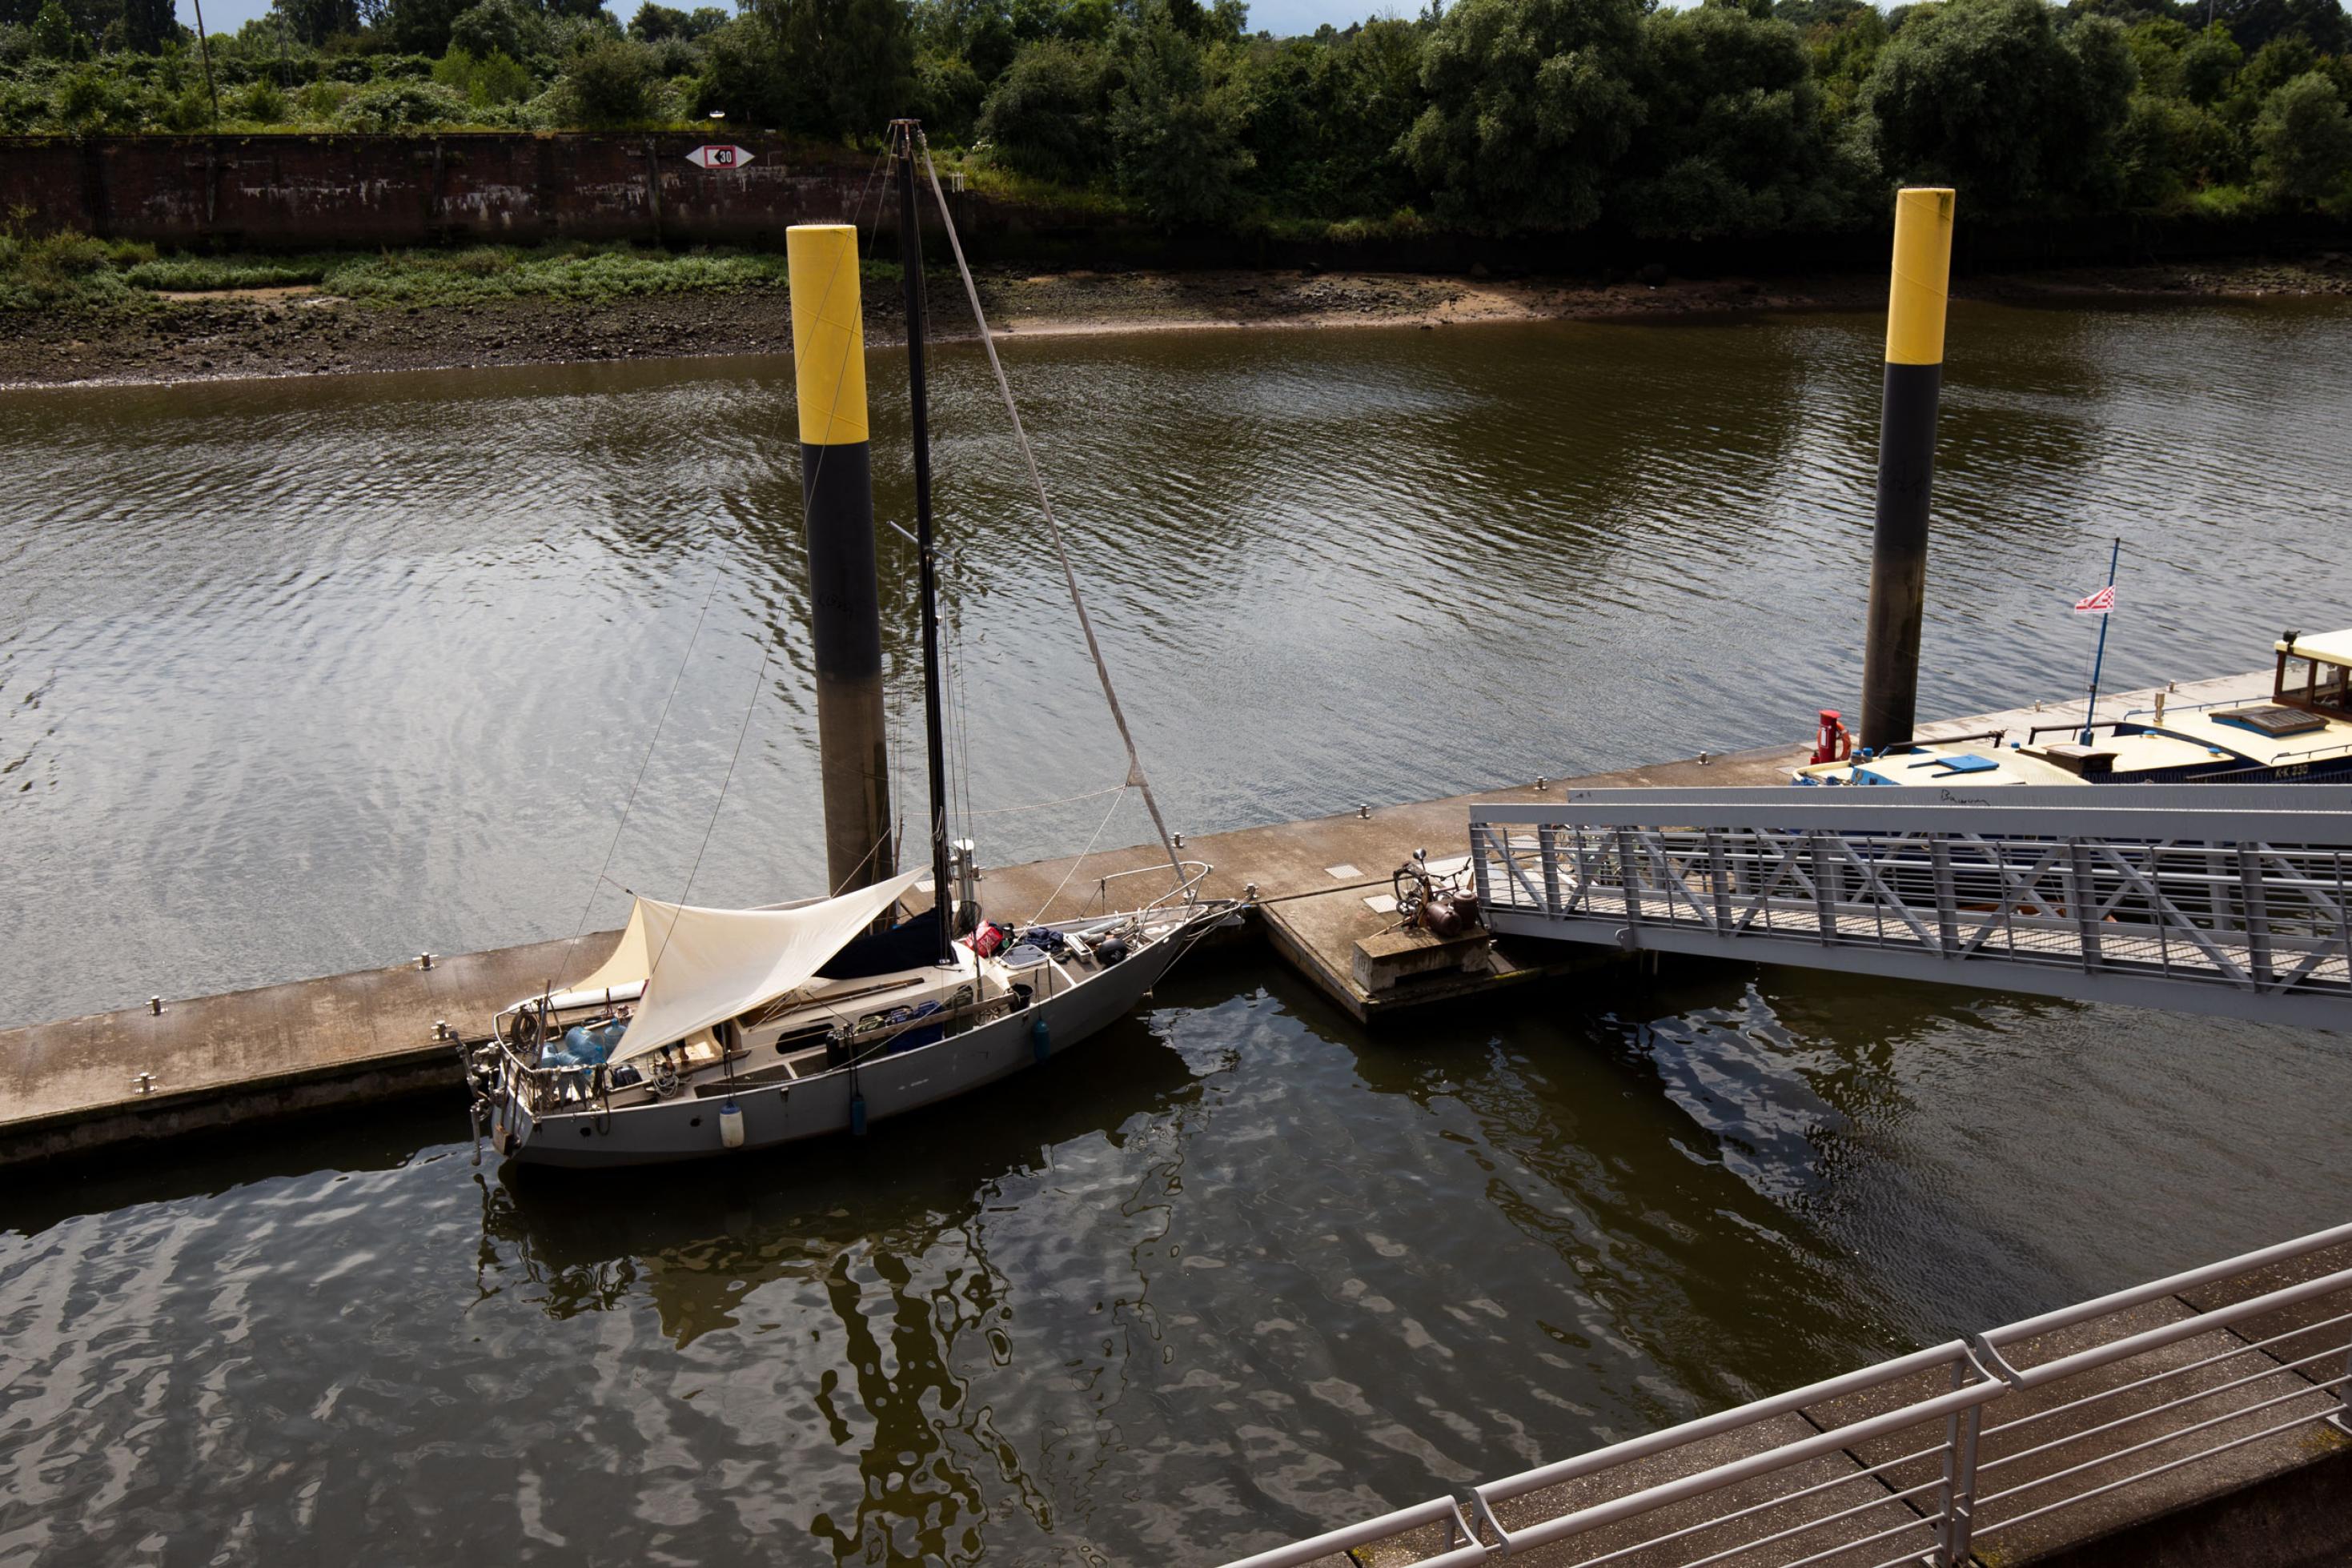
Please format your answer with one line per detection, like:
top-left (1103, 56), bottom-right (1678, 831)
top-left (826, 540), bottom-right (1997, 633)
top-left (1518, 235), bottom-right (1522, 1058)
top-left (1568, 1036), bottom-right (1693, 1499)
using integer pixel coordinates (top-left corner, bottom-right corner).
top-left (1, 0), bottom-right (2348, 239)
top-left (948, 0), bottom-right (2352, 235)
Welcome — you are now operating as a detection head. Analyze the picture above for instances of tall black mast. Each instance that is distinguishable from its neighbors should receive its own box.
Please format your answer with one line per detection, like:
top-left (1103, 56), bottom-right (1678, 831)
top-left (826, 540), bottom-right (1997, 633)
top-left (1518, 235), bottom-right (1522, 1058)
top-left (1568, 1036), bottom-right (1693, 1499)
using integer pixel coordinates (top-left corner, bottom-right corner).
top-left (893, 119), bottom-right (957, 966)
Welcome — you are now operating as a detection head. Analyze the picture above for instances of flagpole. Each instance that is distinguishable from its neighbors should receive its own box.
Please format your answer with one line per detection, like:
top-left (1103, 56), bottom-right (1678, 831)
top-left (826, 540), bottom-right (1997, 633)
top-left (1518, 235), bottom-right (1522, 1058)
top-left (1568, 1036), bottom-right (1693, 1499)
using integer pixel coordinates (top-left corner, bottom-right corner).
top-left (2080, 535), bottom-right (2121, 745)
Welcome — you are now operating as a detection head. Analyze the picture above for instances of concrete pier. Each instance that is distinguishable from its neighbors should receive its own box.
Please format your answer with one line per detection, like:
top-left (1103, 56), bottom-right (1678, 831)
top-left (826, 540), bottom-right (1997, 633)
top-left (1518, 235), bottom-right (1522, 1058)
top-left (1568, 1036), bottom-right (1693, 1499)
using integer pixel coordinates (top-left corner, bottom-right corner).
top-left (0, 668), bottom-right (2270, 1167)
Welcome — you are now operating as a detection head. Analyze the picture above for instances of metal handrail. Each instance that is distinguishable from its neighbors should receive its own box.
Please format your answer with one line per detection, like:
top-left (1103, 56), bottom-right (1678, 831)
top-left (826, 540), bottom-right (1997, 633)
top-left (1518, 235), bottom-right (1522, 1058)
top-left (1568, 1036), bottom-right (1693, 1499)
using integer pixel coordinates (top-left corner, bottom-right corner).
top-left (1214, 1495), bottom-right (1484, 1568)
top-left (2120, 692), bottom-right (2253, 721)
top-left (1474, 1340), bottom-right (1973, 1506)
top-left (1215, 1220), bottom-right (2352, 1568)
top-left (1466, 789), bottom-right (2352, 1032)
top-left (1498, 784), bottom-right (2352, 844)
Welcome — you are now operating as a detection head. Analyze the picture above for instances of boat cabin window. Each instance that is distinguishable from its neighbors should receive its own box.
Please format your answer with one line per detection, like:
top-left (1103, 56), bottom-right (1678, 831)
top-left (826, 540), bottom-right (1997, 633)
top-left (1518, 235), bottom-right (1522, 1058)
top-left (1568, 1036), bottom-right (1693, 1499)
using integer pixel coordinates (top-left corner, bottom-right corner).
top-left (2276, 652), bottom-right (2351, 716)
top-left (2320, 660), bottom-right (2351, 716)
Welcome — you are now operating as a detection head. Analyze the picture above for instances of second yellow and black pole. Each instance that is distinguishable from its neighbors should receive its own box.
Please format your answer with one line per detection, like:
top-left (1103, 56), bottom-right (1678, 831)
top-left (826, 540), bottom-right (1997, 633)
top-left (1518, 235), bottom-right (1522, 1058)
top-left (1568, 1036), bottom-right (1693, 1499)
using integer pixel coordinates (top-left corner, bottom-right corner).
top-left (787, 222), bottom-right (895, 894)
top-left (1859, 186), bottom-right (1955, 754)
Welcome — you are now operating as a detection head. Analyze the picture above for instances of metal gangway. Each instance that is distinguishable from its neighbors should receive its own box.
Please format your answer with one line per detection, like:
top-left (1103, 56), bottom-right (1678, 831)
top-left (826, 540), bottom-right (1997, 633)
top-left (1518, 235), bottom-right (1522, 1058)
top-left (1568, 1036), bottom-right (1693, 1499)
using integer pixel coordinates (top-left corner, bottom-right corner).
top-left (1218, 1219), bottom-right (2352, 1568)
top-left (1467, 784), bottom-right (2352, 1033)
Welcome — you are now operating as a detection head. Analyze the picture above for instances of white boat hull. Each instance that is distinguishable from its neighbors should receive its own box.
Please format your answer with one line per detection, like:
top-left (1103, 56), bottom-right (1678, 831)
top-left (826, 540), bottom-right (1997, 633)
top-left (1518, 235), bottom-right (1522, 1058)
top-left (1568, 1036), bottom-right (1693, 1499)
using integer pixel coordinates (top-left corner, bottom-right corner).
top-left (496, 920), bottom-right (1197, 1169)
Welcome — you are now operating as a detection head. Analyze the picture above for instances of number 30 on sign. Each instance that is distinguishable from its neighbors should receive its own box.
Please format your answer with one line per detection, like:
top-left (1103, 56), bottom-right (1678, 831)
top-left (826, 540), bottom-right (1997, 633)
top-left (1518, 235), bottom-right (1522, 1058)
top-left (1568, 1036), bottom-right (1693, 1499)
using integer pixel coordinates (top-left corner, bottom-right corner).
top-left (684, 145), bottom-right (754, 170)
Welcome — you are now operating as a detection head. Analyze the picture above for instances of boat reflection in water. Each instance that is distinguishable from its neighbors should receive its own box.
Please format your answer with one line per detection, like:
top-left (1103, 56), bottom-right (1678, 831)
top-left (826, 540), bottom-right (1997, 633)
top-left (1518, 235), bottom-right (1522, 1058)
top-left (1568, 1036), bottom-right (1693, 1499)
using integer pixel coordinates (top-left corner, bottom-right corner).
top-left (470, 1001), bottom-right (1206, 1561)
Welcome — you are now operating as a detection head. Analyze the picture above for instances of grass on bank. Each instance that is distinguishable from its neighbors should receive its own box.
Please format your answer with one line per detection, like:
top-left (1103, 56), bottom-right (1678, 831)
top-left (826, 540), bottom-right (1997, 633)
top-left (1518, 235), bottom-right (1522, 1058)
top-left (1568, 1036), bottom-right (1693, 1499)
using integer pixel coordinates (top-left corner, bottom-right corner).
top-left (0, 224), bottom-right (903, 313)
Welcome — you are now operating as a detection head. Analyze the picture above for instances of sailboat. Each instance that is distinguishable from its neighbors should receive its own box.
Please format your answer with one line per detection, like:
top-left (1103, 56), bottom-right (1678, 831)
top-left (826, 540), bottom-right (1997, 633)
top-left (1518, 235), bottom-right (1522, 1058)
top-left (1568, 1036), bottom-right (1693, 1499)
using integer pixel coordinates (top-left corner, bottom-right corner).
top-left (464, 122), bottom-right (1234, 1169)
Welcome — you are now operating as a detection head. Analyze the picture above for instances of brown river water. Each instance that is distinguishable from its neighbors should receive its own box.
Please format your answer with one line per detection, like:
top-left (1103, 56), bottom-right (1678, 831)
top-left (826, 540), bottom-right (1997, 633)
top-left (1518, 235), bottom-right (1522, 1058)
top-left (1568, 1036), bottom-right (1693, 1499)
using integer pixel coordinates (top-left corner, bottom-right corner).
top-left (2, 299), bottom-right (2350, 1564)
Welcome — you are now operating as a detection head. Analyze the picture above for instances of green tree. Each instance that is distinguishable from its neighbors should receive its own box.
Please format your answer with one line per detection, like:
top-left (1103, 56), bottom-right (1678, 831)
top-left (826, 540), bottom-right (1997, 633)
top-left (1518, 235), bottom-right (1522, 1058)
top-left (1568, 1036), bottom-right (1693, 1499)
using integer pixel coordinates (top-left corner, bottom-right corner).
top-left (976, 37), bottom-right (1114, 182)
top-left (1310, 18), bottom-right (1429, 207)
top-left (1618, 0), bottom-right (1870, 237)
top-left (2254, 68), bottom-right (2352, 200)
top-left (1403, 0), bottom-right (1651, 232)
top-left (2235, 31), bottom-right (2319, 98)
top-left (915, 0), bottom-right (1020, 80)
top-left (237, 77), bottom-right (289, 119)
top-left (275, 0), bottom-right (362, 48)
top-left (1107, 4), bottom-right (1253, 223)
top-left (2123, 14), bottom-right (2191, 94)
top-left (118, 0), bottom-right (172, 51)
top-left (448, 0), bottom-right (539, 59)
top-left (387, 0), bottom-right (470, 56)
top-left (2179, 21), bottom-right (2241, 101)
top-left (30, 0), bottom-right (79, 56)
top-left (1227, 20), bottom-right (1427, 217)
top-left (2114, 88), bottom-right (2237, 200)
top-left (46, 60), bottom-right (137, 126)
top-left (733, 0), bottom-right (917, 133)
top-left (560, 38), bottom-right (656, 123)
top-left (1864, 0), bottom-right (2138, 213)
top-left (917, 46), bottom-right (985, 135)
top-left (629, 1), bottom-right (689, 38)
top-left (2210, 0), bottom-right (2348, 56)
top-left (1803, 0), bottom-right (1889, 120)
top-left (434, 42), bottom-right (536, 102)
top-left (336, 78), bottom-right (468, 128)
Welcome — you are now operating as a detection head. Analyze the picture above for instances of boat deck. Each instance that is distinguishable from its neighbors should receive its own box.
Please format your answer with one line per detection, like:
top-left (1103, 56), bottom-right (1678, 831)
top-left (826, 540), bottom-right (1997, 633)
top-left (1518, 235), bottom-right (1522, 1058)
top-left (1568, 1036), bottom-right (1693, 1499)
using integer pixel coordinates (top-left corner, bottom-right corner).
top-left (0, 669), bottom-right (2269, 1165)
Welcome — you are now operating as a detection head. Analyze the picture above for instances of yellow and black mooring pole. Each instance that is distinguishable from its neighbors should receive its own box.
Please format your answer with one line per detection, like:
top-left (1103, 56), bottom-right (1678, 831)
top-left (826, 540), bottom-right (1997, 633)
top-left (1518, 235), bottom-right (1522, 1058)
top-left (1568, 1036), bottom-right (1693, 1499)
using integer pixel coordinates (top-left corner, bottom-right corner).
top-left (1858, 187), bottom-right (1955, 754)
top-left (787, 223), bottom-right (895, 893)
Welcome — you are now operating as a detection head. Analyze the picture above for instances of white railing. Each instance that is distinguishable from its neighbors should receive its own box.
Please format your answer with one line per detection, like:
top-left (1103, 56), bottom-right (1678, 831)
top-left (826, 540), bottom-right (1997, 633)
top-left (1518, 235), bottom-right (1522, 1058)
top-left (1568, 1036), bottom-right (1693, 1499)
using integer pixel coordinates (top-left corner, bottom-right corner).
top-left (1468, 785), bottom-right (2352, 1033)
top-left (1215, 1221), bottom-right (2352, 1568)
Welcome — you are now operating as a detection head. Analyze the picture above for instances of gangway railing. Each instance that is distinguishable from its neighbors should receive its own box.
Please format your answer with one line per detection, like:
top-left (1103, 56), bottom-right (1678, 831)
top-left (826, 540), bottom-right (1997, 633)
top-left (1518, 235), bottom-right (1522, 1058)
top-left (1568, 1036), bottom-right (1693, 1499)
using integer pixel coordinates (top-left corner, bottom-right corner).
top-left (1214, 1220), bottom-right (2352, 1568)
top-left (1467, 784), bottom-right (2352, 1033)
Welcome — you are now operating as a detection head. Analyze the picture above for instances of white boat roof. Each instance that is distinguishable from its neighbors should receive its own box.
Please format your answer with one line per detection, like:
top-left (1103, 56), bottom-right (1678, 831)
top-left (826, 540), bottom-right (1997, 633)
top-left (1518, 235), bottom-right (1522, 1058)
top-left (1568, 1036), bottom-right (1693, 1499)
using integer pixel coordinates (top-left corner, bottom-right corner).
top-left (2141, 707), bottom-right (2352, 766)
top-left (2275, 628), bottom-right (2352, 666)
top-left (571, 868), bottom-right (926, 1065)
top-left (1794, 745), bottom-right (2083, 787)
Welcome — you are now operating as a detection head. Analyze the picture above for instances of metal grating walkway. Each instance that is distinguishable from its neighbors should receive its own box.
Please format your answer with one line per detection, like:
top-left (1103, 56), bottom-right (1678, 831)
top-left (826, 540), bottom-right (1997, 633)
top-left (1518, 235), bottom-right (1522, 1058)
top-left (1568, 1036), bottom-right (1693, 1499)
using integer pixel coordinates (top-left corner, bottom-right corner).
top-left (1467, 785), bottom-right (2352, 1033)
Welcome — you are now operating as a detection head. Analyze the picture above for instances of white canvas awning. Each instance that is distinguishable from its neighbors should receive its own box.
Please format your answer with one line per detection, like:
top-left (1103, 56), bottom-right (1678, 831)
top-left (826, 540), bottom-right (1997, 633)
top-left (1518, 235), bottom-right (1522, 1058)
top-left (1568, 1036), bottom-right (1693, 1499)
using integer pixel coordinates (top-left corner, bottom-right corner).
top-left (571, 869), bottom-right (925, 1066)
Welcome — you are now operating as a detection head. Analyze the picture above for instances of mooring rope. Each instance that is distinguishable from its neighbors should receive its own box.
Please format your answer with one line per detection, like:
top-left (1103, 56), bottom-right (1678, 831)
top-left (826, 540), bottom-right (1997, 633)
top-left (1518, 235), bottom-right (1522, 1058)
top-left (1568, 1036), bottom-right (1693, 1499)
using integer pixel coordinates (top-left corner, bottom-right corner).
top-left (914, 129), bottom-right (1188, 897)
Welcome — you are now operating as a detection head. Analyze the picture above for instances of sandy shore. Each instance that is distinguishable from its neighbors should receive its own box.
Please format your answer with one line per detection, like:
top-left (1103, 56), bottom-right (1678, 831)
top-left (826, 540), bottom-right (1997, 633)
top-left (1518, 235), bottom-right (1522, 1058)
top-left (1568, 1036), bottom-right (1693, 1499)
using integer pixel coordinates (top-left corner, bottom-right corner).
top-left (2, 255), bottom-right (2346, 391)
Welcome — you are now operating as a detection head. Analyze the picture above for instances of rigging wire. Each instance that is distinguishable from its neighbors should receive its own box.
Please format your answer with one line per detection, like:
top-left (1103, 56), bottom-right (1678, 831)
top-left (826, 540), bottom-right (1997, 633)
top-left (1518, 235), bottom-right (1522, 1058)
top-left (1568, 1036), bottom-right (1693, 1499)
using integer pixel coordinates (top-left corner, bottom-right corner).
top-left (552, 572), bottom-right (727, 986)
top-left (913, 128), bottom-right (1188, 896)
top-left (638, 646), bottom-right (769, 1098)
top-left (944, 556), bottom-right (978, 855)
top-left (647, 648), bottom-right (772, 984)
top-left (550, 145), bottom-right (892, 993)
top-left (1030, 784), bottom-right (1133, 924)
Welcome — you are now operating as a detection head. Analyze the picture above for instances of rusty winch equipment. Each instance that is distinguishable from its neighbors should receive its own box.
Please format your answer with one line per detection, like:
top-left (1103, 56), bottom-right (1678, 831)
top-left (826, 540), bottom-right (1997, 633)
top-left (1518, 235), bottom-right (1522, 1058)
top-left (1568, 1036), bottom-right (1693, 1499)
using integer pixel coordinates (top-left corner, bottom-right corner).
top-left (1391, 856), bottom-right (1480, 938)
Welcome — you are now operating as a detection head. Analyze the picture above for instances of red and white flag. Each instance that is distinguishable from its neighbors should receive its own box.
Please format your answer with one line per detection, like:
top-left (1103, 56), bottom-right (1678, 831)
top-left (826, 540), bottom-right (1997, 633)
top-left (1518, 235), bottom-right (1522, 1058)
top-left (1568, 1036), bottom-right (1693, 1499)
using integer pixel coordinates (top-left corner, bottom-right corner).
top-left (2072, 584), bottom-right (2116, 615)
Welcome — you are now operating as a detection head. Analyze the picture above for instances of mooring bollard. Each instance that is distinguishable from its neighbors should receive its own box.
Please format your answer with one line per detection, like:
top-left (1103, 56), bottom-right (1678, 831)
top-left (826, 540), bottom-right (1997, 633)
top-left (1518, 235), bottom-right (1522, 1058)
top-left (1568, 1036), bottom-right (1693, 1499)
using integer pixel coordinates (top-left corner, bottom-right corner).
top-left (1859, 185), bottom-right (1956, 754)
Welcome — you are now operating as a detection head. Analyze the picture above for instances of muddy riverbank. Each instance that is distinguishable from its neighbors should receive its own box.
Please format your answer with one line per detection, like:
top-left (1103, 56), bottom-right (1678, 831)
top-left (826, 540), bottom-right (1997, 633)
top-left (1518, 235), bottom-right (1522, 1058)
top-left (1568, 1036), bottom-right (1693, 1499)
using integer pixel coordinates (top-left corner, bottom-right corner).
top-left (3, 254), bottom-right (2349, 388)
